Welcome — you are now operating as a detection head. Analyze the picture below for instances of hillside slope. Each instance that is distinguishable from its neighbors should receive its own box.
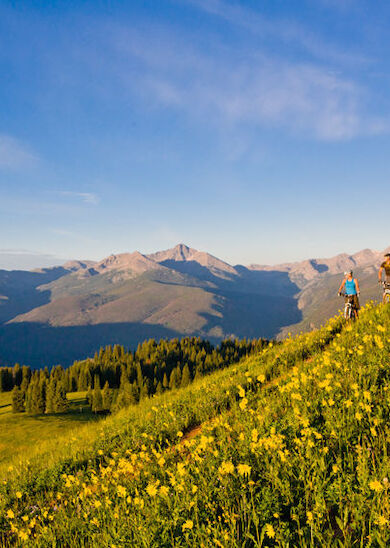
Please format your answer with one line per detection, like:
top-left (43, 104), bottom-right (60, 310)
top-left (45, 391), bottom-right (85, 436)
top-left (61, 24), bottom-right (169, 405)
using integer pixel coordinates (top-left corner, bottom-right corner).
top-left (1, 303), bottom-right (389, 546)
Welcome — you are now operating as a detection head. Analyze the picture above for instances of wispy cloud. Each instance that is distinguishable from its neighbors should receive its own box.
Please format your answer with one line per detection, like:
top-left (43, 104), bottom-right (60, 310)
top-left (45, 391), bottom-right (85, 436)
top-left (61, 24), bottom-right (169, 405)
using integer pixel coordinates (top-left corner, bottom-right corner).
top-left (58, 191), bottom-right (99, 205)
top-left (0, 249), bottom-right (66, 271)
top-left (185, 0), bottom-right (369, 65)
top-left (106, 25), bottom-right (384, 141)
top-left (0, 248), bottom-right (48, 255)
top-left (0, 135), bottom-right (38, 170)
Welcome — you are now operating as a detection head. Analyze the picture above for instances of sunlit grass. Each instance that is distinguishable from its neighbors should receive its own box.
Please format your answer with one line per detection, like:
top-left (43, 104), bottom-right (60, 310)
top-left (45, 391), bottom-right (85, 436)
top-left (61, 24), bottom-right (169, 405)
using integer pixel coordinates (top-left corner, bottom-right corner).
top-left (1, 303), bottom-right (389, 546)
top-left (0, 391), bottom-right (100, 475)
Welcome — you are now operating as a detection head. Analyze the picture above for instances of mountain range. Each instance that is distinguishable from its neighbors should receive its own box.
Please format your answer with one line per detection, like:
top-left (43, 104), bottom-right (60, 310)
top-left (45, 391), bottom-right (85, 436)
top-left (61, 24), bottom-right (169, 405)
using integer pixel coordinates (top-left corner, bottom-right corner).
top-left (0, 243), bottom-right (388, 367)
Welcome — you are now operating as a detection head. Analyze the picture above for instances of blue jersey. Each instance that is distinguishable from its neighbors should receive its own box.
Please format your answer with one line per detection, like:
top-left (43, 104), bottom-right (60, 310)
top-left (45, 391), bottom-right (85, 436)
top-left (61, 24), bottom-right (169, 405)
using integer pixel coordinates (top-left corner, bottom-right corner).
top-left (345, 278), bottom-right (357, 295)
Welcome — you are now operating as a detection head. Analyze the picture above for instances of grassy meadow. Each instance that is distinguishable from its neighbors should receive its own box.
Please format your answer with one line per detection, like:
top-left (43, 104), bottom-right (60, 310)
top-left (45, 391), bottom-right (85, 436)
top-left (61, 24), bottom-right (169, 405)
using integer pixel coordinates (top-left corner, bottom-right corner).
top-left (0, 303), bottom-right (389, 546)
top-left (0, 391), bottom-right (101, 475)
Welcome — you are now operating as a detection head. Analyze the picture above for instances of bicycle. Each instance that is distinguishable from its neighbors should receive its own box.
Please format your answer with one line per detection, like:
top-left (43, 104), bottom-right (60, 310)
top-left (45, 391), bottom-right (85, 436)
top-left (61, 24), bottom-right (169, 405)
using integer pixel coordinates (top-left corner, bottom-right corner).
top-left (381, 281), bottom-right (390, 304)
top-left (338, 292), bottom-right (358, 320)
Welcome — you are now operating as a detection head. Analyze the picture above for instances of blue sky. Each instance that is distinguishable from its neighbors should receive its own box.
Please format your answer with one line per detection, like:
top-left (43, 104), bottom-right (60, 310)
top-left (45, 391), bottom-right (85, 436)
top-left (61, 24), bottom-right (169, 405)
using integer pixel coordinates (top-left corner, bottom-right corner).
top-left (1, 0), bottom-right (389, 269)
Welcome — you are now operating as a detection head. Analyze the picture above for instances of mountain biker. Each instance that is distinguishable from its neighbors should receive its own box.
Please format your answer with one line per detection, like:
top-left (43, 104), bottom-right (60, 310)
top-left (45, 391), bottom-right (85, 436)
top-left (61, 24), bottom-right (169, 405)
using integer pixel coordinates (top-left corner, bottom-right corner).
top-left (378, 252), bottom-right (390, 302)
top-left (338, 270), bottom-right (360, 318)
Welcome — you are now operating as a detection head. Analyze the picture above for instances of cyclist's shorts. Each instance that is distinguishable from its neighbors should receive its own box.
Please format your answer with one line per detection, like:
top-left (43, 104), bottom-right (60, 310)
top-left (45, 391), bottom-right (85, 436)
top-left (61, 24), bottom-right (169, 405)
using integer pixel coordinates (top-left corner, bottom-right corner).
top-left (345, 294), bottom-right (360, 310)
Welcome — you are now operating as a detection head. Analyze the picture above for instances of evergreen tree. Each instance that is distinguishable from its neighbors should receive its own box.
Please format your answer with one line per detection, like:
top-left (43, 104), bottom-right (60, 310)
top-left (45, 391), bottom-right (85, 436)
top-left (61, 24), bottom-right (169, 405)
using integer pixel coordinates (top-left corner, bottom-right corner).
top-left (30, 378), bottom-right (46, 414)
top-left (86, 386), bottom-right (93, 406)
top-left (180, 364), bottom-right (191, 388)
top-left (45, 378), bottom-right (56, 414)
top-left (162, 372), bottom-right (169, 390)
top-left (20, 376), bottom-right (29, 397)
top-left (78, 370), bottom-right (88, 391)
top-left (92, 384), bottom-right (103, 413)
top-left (174, 365), bottom-right (182, 388)
top-left (54, 383), bottom-right (69, 413)
top-left (169, 368), bottom-right (177, 390)
top-left (114, 377), bottom-right (137, 411)
top-left (102, 381), bottom-right (112, 411)
top-left (93, 374), bottom-right (100, 390)
top-left (25, 381), bottom-right (34, 414)
top-left (13, 363), bottom-right (22, 387)
top-left (11, 386), bottom-right (24, 413)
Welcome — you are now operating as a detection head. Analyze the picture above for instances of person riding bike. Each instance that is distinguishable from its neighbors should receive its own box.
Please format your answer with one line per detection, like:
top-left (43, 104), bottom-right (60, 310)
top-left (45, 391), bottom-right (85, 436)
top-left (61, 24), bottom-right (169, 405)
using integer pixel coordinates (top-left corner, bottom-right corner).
top-left (378, 252), bottom-right (390, 303)
top-left (338, 270), bottom-right (360, 319)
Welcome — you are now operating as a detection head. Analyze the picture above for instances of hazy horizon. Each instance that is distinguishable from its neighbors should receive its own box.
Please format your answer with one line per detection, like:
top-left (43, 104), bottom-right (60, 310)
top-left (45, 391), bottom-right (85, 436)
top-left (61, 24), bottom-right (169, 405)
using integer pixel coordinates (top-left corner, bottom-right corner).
top-left (0, 241), bottom-right (389, 272)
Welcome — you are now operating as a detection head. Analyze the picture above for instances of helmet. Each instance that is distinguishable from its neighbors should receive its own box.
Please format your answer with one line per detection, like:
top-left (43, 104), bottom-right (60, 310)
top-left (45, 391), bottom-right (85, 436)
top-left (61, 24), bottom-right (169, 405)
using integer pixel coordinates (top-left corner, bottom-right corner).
top-left (344, 270), bottom-right (353, 276)
top-left (385, 253), bottom-right (390, 258)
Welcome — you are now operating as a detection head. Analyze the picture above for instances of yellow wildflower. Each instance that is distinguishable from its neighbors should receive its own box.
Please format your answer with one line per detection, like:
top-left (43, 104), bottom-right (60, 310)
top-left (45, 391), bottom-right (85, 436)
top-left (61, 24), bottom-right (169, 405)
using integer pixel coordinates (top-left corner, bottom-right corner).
top-left (177, 463), bottom-right (186, 477)
top-left (264, 523), bottom-right (275, 538)
top-left (159, 486), bottom-right (169, 497)
top-left (133, 497), bottom-right (144, 508)
top-left (146, 483), bottom-right (158, 497)
top-left (16, 491), bottom-right (22, 499)
top-left (363, 390), bottom-right (371, 401)
top-left (369, 480), bottom-right (383, 492)
top-left (218, 461), bottom-right (235, 475)
top-left (237, 464), bottom-right (251, 477)
top-left (6, 509), bottom-right (14, 519)
top-left (239, 398), bottom-right (248, 410)
top-left (237, 385), bottom-right (245, 398)
top-left (117, 485), bottom-right (127, 498)
top-left (291, 392), bottom-right (302, 401)
top-left (182, 520), bottom-right (194, 531)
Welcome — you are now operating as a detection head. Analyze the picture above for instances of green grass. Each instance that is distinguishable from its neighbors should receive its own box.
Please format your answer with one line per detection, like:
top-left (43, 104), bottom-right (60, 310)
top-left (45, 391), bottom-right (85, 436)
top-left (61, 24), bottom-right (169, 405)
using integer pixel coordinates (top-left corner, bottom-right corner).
top-left (0, 391), bottom-right (100, 474)
top-left (1, 304), bottom-right (389, 546)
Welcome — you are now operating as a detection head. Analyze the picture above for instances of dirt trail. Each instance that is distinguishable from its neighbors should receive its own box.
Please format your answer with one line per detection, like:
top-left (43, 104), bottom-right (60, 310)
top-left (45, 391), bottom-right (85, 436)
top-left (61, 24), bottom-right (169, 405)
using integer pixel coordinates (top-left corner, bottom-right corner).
top-left (178, 370), bottom-right (288, 446)
top-left (178, 355), bottom-right (315, 447)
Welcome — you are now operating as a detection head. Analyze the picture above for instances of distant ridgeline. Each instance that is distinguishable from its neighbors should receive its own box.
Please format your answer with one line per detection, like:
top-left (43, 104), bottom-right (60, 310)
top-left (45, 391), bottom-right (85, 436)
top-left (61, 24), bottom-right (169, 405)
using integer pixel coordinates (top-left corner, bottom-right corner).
top-left (0, 336), bottom-right (268, 414)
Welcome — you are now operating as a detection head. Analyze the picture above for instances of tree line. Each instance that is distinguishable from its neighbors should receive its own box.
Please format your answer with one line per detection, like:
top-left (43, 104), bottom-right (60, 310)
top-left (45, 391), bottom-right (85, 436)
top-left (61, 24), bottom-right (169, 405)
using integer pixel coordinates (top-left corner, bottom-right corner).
top-left (1, 336), bottom-right (269, 415)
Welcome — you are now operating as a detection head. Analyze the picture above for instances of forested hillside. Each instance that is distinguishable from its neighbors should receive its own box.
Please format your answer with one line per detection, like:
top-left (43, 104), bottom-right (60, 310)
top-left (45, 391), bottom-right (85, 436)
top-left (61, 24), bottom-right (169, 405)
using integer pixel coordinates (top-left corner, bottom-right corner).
top-left (1, 337), bottom-right (267, 414)
top-left (1, 302), bottom-right (389, 546)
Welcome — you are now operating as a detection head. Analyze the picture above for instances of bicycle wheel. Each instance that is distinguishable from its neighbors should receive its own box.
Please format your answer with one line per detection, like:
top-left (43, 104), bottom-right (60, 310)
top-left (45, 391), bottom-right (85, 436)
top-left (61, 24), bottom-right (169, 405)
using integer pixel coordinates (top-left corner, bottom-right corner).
top-left (344, 304), bottom-right (350, 320)
top-left (384, 292), bottom-right (390, 305)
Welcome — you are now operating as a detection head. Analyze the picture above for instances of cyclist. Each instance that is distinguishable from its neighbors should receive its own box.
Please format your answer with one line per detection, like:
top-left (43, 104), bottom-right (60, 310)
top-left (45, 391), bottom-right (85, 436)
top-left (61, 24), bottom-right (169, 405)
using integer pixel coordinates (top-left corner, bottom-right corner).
top-left (338, 270), bottom-right (360, 319)
top-left (378, 252), bottom-right (390, 303)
